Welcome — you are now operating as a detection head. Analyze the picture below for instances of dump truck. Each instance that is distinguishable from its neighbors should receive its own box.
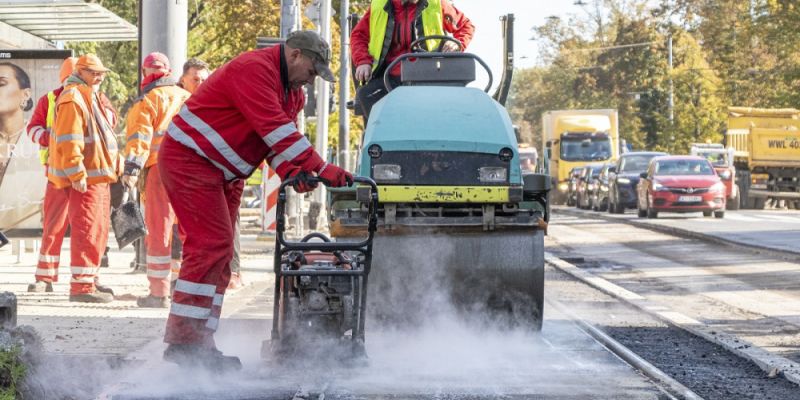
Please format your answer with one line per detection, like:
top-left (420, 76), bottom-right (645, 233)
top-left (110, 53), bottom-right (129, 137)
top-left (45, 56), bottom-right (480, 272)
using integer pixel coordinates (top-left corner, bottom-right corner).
top-left (542, 109), bottom-right (620, 204)
top-left (726, 107), bottom-right (800, 209)
top-left (690, 143), bottom-right (739, 210)
top-left (329, 16), bottom-right (550, 333)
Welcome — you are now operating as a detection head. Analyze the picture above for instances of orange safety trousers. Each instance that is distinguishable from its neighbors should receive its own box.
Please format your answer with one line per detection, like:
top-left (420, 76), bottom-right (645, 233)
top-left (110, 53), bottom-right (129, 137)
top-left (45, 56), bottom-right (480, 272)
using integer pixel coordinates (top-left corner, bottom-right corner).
top-left (144, 166), bottom-right (176, 297)
top-left (159, 136), bottom-right (243, 346)
top-left (35, 182), bottom-right (71, 282)
top-left (68, 183), bottom-right (110, 295)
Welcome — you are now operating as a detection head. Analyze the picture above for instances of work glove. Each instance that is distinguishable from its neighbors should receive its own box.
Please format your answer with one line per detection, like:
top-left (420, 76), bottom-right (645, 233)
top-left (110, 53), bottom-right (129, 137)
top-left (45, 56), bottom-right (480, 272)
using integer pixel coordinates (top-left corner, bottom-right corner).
top-left (318, 162), bottom-right (353, 187)
top-left (121, 174), bottom-right (138, 190)
top-left (286, 169), bottom-right (318, 193)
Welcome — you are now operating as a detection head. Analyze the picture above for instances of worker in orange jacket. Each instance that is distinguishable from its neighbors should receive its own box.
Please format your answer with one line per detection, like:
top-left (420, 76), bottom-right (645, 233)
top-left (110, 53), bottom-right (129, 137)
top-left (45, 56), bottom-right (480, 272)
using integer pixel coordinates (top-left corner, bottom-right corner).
top-left (121, 52), bottom-right (190, 308)
top-left (50, 54), bottom-right (122, 303)
top-left (26, 57), bottom-right (77, 292)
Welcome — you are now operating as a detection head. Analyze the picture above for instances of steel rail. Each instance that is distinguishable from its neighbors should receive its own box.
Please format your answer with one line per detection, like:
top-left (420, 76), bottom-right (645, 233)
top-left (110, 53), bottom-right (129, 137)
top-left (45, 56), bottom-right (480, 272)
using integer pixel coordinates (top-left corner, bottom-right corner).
top-left (547, 298), bottom-right (705, 400)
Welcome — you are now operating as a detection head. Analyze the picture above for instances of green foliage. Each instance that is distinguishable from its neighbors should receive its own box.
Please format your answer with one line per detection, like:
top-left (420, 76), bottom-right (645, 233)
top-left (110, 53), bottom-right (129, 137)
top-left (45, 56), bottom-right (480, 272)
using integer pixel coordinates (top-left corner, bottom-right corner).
top-left (0, 346), bottom-right (26, 400)
top-left (509, 0), bottom-right (800, 155)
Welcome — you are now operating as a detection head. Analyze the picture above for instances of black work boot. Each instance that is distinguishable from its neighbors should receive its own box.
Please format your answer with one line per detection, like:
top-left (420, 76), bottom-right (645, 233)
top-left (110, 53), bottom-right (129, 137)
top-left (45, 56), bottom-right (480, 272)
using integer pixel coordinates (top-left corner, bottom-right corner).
top-left (163, 344), bottom-right (242, 372)
top-left (137, 295), bottom-right (168, 308)
top-left (94, 277), bottom-right (115, 296)
top-left (69, 292), bottom-right (114, 303)
top-left (27, 281), bottom-right (53, 293)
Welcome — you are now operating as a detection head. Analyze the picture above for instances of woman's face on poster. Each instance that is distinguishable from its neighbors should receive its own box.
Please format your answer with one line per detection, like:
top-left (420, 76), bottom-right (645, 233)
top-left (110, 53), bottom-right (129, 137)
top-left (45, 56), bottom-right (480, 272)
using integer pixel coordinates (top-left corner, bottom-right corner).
top-left (0, 65), bottom-right (31, 116)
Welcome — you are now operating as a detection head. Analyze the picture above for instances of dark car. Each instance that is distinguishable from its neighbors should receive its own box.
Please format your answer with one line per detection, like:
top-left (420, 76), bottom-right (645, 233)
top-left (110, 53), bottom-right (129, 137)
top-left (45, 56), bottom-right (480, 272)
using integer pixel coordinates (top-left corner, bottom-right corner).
top-left (566, 167), bottom-right (583, 206)
top-left (590, 162), bottom-right (615, 211)
top-left (576, 164), bottom-right (603, 209)
top-left (608, 151), bottom-right (668, 214)
top-left (636, 156), bottom-right (726, 219)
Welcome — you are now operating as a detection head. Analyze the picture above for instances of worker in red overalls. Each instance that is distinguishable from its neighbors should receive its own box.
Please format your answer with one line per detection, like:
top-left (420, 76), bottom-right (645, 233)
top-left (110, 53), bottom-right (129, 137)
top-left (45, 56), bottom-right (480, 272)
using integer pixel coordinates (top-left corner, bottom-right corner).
top-left (159, 30), bottom-right (352, 371)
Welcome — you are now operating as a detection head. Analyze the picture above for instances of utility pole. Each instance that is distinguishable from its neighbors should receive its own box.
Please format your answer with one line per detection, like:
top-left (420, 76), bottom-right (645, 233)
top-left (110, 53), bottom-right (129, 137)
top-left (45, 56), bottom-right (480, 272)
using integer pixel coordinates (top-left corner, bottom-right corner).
top-left (668, 35), bottom-right (674, 126)
top-left (338, 0), bottom-right (351, 172)
top-left (140, 0), bottom-right (187, 89)
top-left (281, 0), bottom-right (304, 236)
top-left (310, 0), bottom-right (332, 230)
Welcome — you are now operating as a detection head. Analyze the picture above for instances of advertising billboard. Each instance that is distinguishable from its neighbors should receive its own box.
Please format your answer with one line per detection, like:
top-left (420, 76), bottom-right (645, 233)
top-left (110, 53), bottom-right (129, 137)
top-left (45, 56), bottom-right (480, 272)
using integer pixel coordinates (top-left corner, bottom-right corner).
top-left (0, 49), bottom-right (72, 234)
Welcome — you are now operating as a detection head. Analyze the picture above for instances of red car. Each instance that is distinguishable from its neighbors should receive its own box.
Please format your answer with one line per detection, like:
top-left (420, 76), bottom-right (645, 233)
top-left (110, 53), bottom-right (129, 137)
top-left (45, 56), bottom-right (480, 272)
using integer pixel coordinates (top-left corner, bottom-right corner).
top-left (636, 156), bottom-right (727, 219)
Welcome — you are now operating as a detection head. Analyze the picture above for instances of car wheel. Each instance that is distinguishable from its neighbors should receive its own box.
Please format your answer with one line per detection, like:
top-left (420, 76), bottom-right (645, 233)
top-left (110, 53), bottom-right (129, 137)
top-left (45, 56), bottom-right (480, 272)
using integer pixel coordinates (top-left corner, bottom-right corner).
top-left (714, 210), bottom-right (725, 219)
top-left (703, 210), bottom-right (712, 217)
top-left (727, 185), bottom-right (740, 211)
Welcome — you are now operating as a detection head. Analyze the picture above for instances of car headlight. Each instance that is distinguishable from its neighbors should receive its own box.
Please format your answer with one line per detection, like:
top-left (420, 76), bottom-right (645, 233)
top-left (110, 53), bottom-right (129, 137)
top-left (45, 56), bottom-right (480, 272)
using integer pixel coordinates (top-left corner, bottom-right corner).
top-left (558, 183), bottom-right (569, 192)
top-left (373, 164), bottom-right (401, 181)
top-left (652, 182), bottom-right (666, 191)
top-left (617, 177), bottom-right (631, 184)
top-left (478, 167), bottom-right (507, 183)
top-left (588, 183), bottom-right (596, 191)
top-left (711, 182), bottom-right (726, 192)
top-left (718, 170), bottom-right (731, 180)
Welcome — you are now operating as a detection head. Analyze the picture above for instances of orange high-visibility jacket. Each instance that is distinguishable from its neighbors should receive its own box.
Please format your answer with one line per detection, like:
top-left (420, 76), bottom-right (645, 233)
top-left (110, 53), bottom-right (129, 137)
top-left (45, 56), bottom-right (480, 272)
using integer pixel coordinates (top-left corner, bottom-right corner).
top-left (124, 79), bottom-right (190, 175)
top-left (49, 77), bottom-right (122, 188)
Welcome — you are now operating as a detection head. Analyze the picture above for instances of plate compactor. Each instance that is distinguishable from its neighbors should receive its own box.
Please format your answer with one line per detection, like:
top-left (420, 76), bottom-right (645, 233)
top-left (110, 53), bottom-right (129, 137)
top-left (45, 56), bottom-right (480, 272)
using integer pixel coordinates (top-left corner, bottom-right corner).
top-left (263, 176), bottom-right (378, 360)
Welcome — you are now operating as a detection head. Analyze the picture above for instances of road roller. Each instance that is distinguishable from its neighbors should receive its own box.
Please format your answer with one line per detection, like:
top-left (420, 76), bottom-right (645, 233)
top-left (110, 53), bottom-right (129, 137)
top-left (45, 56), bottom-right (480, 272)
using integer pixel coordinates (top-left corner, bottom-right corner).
top-left (329, 28), bottom-right (551, 331)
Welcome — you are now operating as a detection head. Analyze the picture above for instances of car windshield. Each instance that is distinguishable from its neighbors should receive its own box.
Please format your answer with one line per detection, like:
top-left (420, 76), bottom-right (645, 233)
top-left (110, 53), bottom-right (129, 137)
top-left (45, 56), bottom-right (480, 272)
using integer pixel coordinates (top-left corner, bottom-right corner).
top-left (520, 153), bottom-right (537, 173)
top-left (561, 136), bottom-right (612, 161)
top-left (654, 159), bottom-right (715, 176)
top-left (698, 152), bottom-right (727, 167)
top-left (619, 154), bottom-right (658, 173)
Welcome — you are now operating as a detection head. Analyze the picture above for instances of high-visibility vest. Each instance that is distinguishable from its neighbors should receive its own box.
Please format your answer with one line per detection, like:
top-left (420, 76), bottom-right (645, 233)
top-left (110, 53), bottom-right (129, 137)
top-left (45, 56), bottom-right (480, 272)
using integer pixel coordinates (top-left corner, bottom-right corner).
top-left (39, 91), bottom-right (57, 165)
top-left (368, 0), bottom-right (444, 72)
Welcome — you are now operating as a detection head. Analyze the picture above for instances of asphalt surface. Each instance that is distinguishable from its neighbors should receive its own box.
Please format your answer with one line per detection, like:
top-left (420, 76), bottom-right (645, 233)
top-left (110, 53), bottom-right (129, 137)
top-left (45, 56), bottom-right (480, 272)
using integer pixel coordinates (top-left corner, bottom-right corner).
top-left (104, 285), bottom-right (667, 399)
top-left (566, 206), bottom-right (800, 257)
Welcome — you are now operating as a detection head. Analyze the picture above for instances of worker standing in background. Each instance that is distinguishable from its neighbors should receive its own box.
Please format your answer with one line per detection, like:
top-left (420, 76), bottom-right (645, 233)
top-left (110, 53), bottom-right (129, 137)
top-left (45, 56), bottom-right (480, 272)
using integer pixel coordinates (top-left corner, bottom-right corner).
top-left (159, 30), bottom-right (352, 371)
top-left (26, 57), bottom-right (77, 293)
top-left (50, 54), bottom-right (121, 303)
top-left (350, 0), bottom-right (474, 118)
top-left (27, 58), bottom-right (121, 292)
top-left (177, 57), bottom-right (210, 94)
top-left (121, 52), bottom-right (190, 308)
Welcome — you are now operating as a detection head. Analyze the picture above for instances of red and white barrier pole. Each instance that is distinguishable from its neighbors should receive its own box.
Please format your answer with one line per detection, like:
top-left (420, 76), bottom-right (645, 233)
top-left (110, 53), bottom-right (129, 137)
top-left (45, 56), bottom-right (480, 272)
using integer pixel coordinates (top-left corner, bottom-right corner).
top-left (259, 165), bottom-right (281, 238)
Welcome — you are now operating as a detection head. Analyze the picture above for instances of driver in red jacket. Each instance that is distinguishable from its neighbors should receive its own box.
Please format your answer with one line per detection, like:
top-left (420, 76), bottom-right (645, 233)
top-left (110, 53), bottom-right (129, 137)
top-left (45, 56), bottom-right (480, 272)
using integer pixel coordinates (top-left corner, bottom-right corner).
top-left (350, 0), bottom-right (474, 118)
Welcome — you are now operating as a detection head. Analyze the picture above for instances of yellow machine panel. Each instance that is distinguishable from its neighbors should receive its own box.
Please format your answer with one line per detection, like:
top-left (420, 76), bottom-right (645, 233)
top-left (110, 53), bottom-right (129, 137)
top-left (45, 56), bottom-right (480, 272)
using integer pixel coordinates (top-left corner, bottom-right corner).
top-left (378, 186), bottom-right (513, 203)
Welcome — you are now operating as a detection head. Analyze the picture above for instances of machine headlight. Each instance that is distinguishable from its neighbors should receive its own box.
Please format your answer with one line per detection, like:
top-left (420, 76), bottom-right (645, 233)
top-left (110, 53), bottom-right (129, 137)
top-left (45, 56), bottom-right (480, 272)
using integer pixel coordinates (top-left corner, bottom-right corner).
top-left (719, 170), bottom-right (731, 180)
top-left (652, 182), bottom-right (666, 191)
top-left (558, 183), bottom-right (569, 192)
top-left (478, 167), bottom-right (507, 182)
top-left (587, 183), bottom-right (596, 191)
top-left (373, 164), bottom-right (401, 181)
top-left (711, 182), bottom-right (726, 192)
top-left (617, 177), bottom-right (631, 184)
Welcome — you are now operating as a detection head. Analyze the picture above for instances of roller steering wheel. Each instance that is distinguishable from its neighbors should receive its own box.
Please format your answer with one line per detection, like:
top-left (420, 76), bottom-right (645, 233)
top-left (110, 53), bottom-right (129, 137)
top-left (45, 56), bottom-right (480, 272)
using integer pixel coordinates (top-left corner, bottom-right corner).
top-left (409, 35), bottom-right (464, 53)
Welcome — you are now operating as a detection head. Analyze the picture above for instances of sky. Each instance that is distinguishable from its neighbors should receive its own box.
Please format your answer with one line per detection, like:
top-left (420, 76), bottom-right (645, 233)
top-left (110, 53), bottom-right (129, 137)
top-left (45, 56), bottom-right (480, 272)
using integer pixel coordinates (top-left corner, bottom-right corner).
top-left (450, 0), bottom-right (583, 91)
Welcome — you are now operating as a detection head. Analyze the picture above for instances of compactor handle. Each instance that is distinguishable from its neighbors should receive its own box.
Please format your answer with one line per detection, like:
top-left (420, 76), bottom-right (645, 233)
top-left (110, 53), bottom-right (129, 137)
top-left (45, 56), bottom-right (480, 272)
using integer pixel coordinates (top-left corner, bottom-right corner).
top-left (276, 175), bottom-right (379, 252)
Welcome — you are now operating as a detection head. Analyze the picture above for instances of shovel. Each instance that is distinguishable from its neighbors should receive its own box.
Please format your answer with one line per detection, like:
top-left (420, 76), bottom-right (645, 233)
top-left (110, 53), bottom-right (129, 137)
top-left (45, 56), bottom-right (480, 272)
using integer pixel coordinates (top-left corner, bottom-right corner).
top-left (111, 188), bottom-right (147, 249)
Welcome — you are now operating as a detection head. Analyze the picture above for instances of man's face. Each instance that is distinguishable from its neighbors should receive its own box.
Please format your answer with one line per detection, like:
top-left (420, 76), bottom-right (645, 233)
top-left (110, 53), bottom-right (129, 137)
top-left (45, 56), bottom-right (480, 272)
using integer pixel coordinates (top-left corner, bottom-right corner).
top-left (287, 49), bottom-right (318, 90)
top-left (77, 68), bottom-right (105, 86)
top-left (180, 67), bottom-right (209, 94)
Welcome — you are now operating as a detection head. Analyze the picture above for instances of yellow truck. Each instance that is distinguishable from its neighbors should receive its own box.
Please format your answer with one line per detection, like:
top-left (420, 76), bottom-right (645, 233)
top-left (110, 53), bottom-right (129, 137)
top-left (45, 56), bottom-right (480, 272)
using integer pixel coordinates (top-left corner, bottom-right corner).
top-left (726, 107), bottom-right (800, 209)
top-left (542, 109), bottom-right (619, 204)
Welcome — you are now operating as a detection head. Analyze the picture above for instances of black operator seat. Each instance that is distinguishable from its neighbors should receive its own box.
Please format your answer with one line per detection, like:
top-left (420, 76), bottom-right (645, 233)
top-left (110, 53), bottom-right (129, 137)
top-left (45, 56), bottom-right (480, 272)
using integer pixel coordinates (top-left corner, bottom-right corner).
top-left (400, 54), bottom-right (477, 87)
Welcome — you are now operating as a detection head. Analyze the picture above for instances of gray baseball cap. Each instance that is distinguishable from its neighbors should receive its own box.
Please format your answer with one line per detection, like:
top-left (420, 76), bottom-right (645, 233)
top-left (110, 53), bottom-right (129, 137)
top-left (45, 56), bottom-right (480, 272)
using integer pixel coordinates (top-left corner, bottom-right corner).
top-left (286, 30), bottom-right (335, 82)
